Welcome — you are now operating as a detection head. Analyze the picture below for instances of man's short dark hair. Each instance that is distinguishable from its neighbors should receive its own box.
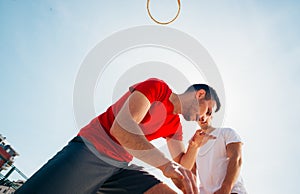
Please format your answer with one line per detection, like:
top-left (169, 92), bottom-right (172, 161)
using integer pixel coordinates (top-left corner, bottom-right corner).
top-left (185, 84), bottom-right (221, 112)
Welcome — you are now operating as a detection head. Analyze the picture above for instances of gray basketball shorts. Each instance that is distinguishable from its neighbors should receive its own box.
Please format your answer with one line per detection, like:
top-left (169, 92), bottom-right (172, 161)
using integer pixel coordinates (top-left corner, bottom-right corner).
top-left (15, 136), bottom-right (161, 194)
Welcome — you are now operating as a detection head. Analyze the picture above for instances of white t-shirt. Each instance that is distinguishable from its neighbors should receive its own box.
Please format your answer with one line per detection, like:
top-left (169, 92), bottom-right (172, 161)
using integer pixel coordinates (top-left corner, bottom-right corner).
top-left (195, 128), bottom-right (247, 194)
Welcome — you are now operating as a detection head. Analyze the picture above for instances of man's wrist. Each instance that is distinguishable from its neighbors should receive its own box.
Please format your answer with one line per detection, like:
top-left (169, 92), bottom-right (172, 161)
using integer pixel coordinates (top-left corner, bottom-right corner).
top-left (220, 182), bottom-right (233, 193)
top-left (158, 160), bottom-right (173, 173)
top-left (188, 140), bottom-right (202, 148)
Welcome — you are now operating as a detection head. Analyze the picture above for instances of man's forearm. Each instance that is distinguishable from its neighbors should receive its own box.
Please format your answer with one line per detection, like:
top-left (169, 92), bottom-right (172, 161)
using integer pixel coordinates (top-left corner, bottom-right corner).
top-left (179, 130), bottom-right (215, 170)
top-left (179, 141), bottom-right (200, 170)
top-left (124, 134), bottom-right (172, 170)
top-left (111, 120), bottom-right (171, 169)
top-left (221, 156), bottom-right (242, 191)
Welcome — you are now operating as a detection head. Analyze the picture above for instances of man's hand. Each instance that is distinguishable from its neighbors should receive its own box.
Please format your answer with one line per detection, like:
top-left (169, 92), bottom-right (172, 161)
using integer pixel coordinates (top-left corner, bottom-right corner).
top-left (213, 184), bottom-right (231, 194)
top-left (190, 129), bottom-right (216, 148)
top-left (162, 161), bottom-right (198, 194)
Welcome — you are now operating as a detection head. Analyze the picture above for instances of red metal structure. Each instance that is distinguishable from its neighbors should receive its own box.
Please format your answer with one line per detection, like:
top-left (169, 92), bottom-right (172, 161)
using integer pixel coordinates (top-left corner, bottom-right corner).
top-left (0, 135), bottom-right (18, 171)
top-left (0, 134), bottom-right (27, 192)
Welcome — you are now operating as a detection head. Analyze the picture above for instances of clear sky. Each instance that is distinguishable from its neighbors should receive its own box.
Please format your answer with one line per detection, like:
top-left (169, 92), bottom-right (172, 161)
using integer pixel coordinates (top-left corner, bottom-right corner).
top-left (1, 0), bottom-right (300, 193)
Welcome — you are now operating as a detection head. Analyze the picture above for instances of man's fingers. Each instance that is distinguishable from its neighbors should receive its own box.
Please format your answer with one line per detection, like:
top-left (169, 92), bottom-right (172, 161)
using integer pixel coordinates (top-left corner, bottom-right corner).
top-left (179, 168), bottom-right (199, 194)
top-left (163, 162), bottom-right (198, 194)
top-left (171, 178), bottom-right (185, 191)
top-left (180, 170), bottom-right (193, 194)
top-left (191, 172), bottom-right (198, 194)
top-left (172, 170), bottom-right (184, 179)
top-left (186, 170), bottom-right (198, 194)
top-left (196, 130), bottom-right (216, 139)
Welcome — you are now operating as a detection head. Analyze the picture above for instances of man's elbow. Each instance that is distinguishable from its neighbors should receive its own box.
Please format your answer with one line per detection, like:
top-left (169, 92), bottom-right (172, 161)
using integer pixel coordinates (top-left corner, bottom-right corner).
top-left (237, 156), bottom-right (242, 167)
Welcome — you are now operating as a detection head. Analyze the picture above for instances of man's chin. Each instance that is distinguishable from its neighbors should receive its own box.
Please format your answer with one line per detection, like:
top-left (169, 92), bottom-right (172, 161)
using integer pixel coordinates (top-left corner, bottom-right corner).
top-left (200, 125), bottom-right (209, 130)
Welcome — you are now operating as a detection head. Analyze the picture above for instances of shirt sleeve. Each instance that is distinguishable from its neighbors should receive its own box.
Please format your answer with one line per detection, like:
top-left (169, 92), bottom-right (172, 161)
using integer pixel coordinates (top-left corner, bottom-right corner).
top-left (129, 78), bottom-right (171, 103)
top-left (166, 122), bottom-right (183, 141)
top-left (223, 128), bottom-right (242, 145)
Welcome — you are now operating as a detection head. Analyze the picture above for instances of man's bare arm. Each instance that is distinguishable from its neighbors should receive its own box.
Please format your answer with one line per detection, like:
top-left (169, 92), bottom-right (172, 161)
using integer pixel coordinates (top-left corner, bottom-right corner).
top-left (167, 138), bottom-right (200, 170)
top-left (110, 91), bottom-right (198, 193)
top-left (110, 91), bottom-right (170, 167)
top-left (214, 142), bottom-right (243, 194)
top-left (167, 130), bottom-right (216, 170)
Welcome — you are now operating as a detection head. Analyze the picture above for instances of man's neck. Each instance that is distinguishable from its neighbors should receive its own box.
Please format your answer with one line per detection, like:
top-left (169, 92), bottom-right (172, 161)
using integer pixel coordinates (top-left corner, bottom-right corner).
top-left (169, 93), bottom-right (181, 114)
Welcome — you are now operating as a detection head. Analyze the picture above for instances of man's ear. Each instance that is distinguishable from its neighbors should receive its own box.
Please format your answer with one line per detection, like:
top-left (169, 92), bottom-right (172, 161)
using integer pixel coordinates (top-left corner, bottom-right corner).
top-left (196, 89), bottom-right (206, 100)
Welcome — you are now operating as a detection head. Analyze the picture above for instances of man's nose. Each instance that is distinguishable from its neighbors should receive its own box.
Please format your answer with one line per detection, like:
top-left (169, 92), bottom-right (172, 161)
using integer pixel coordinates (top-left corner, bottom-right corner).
top-left (200, 115), bottom-right (208, 122)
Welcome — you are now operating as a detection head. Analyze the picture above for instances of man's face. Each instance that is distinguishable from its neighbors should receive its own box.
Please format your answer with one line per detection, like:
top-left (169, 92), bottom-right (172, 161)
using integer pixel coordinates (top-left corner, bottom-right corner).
top-left (198, 99), bottom-right (215, 123)
top-left (198, 112), bottom-right (213, 130)
top-left (183, 97), bottom-right (216, 123)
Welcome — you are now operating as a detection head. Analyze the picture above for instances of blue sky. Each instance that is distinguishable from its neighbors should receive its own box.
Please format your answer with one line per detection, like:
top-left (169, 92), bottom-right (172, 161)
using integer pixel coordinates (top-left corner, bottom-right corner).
top-left (1, 0), bottom-right (300, 193)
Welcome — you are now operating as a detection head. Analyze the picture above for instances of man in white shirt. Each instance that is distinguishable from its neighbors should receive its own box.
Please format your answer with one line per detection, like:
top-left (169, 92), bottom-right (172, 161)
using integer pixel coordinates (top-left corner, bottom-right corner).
top-left (189, 115), bottom-right (247, 194)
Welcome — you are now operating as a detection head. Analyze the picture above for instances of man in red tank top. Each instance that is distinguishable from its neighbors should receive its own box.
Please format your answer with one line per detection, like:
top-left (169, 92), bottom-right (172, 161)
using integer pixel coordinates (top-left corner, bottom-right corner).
top-left (16, 78), bottom-right (221, 194)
